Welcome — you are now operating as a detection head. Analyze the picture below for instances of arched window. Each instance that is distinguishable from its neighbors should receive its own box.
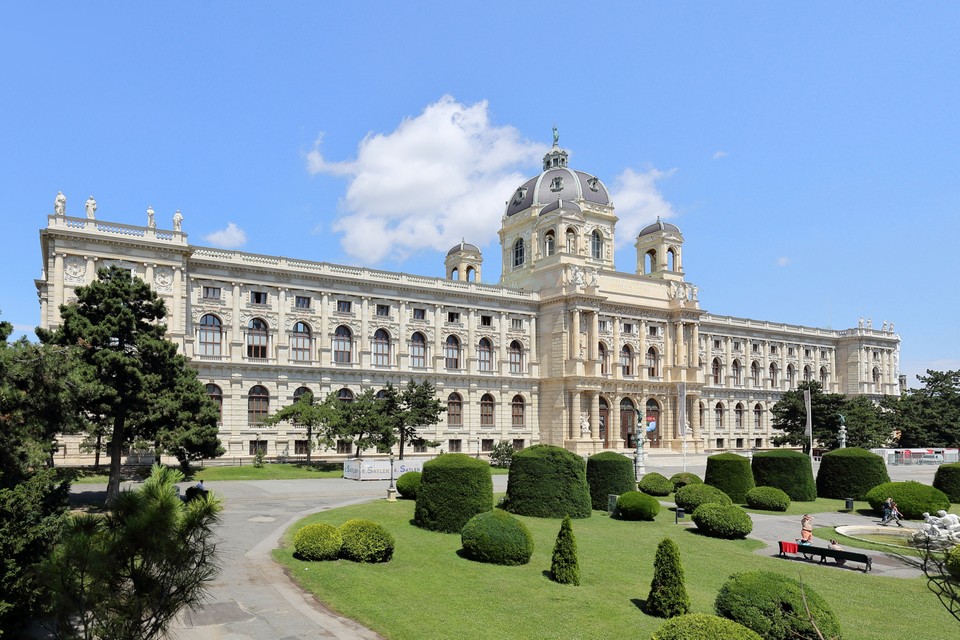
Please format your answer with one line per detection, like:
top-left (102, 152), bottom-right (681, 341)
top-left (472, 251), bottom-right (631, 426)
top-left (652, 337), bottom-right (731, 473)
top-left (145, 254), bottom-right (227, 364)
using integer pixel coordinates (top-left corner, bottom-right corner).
top-left (715, 402), bottom-right (724, 428)
top-left (205, 383), bottom-right (222, 420)
top-left (820, 366), bottom-right (829, 387)
top-left (753, 403), bottom-right (763, 429)
top-left (248, 385), bottom-right (269, 424)
top-left (247, 318), bottom-right (269, 359)
top-left (544, 230), bottom-right (555, 256)
top-left (667, 248), bottom-right (677, 271)
top-left (769, 363), bottom-right (779, 387)
top-left (645, 399), bottom-right (661, 444)
top-left (466, 266), bottom-right (476, 282)
top-left (445, 335), bottom-right (461, 369)
top-left (565, 228), bottom-right (576, 253)
top-left (333, 325), bottom-right (352, 364)
top-left (591, 230), bottom-right (602, 259)
top-left (511, 394), bottom-right (525, 427)
top-left (732, 360), bottom-right (742, 386)
top-left (291, 321), bottom-right (311, 362)
top-left (447, 393), bottom-right (462, 427)
top-left (803, 365), bottom-right (812, 382)
top-left (620, 398), bottom-right (636, 447)
top-left (480, 393), bottom-right (495, 427)
top-left (477, 338), bottom-right (493, 372)
top-left (620, 345), bottom-right (633, 376)
top-left (599, 343), bottom-right (608, 375)
top-left (373, 328), bottom-right (390, 366)
top-left (410, 332), bottom-right (427, 368)
top-left (293, 386), bottom-right (311, 402)
top-left (337, 388), bottom-right (354, 403)
top-left (646, 347), bottom-right (658, 378)
top-left (735, 403), bottom-right (744, 428)
top-left (786, 364), bottom-right (796, 389)
top-left (198, 314), bottom-right (223, 357)
top-left (645, 249), bottom-right (657, 273)
top-left (598, 397), bottom-right (608, 441)
top-left (751, 361), bottom-right (761, 386)
top-left (712, 358), bottom-right (723, 384)
top-left (508, 340), bottom-right (523, 373)
top-left (513, 238), bottom-right (525, 267)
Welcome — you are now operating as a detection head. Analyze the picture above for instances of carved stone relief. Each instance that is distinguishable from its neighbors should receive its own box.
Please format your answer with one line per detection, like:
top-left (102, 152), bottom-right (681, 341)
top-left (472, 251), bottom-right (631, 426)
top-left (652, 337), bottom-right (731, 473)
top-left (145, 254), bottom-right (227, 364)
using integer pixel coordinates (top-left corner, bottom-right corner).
top-left (154, 266), bottom-right (173, 293)
top-left (64, 256), bottom-right (86, 284)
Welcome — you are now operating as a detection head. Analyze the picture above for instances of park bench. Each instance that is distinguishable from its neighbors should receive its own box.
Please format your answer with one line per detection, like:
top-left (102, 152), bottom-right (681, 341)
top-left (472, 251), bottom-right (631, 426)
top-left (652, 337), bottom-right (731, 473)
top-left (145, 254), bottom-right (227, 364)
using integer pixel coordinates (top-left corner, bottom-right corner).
top-left (777, 541), bottom-right (872, 572)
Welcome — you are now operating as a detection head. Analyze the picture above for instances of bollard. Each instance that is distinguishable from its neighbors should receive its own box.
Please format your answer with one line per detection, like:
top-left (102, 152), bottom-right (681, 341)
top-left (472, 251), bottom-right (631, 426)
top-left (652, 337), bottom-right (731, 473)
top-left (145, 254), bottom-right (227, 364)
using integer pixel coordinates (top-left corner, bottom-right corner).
top-left (844, 498), bottom-right (854, 512)
top-left (676, 507), bottom-right (685, 524)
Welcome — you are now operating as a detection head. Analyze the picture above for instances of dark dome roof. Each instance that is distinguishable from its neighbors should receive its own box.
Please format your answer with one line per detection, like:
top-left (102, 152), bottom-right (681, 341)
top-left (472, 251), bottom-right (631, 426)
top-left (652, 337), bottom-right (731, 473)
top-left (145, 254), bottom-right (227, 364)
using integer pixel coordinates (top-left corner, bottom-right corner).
top-left (638, 217), bottom-right (681, 237)
top-left (504, 146), bottom-right (611, 217)
top-left (447, 240), bottom-right (481, 256)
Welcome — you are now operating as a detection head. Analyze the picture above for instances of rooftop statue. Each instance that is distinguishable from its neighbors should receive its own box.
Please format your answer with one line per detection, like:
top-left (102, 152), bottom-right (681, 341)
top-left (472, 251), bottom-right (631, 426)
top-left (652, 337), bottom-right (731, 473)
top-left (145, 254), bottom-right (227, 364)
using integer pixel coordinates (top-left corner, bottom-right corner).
top-left (173, 210), bottom-right (183, 232)
top-left (54, 191), bottom-right (66, 216)
top-left (146, 205), bottom-right (156, 228)
top-left (85, 196), bottom-right (97, 219)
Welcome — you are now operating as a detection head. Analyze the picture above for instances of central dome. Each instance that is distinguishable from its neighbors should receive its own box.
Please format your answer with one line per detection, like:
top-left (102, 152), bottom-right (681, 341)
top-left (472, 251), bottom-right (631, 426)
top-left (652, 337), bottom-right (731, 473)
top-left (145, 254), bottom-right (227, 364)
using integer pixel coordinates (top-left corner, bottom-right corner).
top-left (504, 143), bottom-right (611, 217)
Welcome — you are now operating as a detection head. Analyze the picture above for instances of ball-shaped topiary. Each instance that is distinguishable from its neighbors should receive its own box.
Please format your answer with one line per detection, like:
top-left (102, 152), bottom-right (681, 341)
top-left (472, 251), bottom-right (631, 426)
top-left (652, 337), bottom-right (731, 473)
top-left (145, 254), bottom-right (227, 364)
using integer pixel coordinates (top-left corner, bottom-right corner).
top-left (750, 450), bottom-right (816, 501)
top-left (934, 463), bottom-right (960, 503)
top-left (396, 471), bottom-right (421, 499)
top-left (586, 451), bottom-right (637, 510)
top-left (669, 472), bottom-right (703, 493)
top-left (946, 545), bottom-right (960, 580)
top-left (616, 491), bottom-right (661, 521)
top-left (651, 613), bottom-right (763, 640)
top-left (293, 523), bottom-right (342, 561)
top-left (460, 509), bottom-right (534, 566)
top-left (638, 472), bottom-right (674, 497)
top-left (645, 537), bottom-right (690, 618)
top-left (865, 481), bottom-right (950, 520)
top-left (414, 453), bottom-right (493, 533)
top-left (504, 445), bottom-right (592, 518)
top-left (715, 570), bottom-right (841, 640)
top-left (674, 483), bottom-right (732, 512)
top-left (692, 504), bottom-right (753, 539)
top-left (704, 453), bottom-right (755, 503)
top-left (745, 486), bottom-right (791, 512)
top-left (816, 447), bottom-right (890, 500)
top-left (338, 519), bottom-right (394, 563)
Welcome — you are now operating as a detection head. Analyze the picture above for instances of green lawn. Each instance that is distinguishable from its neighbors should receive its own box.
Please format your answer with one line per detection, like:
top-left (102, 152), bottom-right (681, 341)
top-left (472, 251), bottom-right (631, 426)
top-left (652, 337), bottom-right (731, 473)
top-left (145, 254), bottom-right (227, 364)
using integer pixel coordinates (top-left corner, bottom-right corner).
top-left (273, 499), bottom-right (953, 640)
top-left (65, 462), bottom-right (344, 483)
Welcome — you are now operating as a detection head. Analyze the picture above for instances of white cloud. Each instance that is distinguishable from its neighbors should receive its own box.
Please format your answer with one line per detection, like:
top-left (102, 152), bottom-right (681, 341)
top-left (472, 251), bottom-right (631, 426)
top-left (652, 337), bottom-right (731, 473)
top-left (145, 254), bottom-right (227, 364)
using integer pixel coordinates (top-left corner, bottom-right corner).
top-left (608, 167), bottom-right (678, 248)
top-left (777, 256), bottom-right (790, 267)
top-left (204, 222), bottom-right (247, 249)
top-left (713, 150), bottom-right (728, 159)
top-left (306, 95), bottom-right (548, 263)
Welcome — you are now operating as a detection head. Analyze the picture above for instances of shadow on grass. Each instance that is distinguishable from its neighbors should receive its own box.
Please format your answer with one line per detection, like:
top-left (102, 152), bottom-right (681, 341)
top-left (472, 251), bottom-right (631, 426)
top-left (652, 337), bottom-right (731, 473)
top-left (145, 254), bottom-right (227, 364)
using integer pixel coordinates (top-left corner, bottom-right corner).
top-left (69, 488), bottom-right (108, 512)
top-left (630, 598), bottom-right (648, 612)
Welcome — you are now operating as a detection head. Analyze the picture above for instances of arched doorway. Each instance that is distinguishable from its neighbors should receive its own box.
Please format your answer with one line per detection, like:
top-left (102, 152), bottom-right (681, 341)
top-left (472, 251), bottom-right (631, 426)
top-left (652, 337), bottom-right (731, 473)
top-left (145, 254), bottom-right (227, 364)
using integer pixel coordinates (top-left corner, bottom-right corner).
top-left (645, 398), bottom-right (661, 448)
top-left (620, 398), bottom-right (636, 448)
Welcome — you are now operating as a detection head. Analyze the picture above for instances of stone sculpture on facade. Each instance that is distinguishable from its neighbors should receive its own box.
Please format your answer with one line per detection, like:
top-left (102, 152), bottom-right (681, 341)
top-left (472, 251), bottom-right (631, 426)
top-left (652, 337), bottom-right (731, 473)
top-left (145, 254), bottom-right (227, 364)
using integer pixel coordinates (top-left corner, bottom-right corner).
top-left (173, 210), bottom-right (183, 231)
top-left (85, 196), bottom-right (97, 219)
top-left (580, 413), bottom-right (590, 436)
top-left (54, 191), bottom-right (66, 216)
top-left (146, 205), bottom-right (156, 228)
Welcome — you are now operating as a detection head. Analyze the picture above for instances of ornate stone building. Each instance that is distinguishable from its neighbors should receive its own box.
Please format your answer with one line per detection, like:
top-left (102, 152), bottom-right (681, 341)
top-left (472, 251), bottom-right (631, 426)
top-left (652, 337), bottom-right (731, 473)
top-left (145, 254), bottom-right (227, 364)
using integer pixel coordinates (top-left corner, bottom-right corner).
top-left (36, 139), bottom-right (901, 461)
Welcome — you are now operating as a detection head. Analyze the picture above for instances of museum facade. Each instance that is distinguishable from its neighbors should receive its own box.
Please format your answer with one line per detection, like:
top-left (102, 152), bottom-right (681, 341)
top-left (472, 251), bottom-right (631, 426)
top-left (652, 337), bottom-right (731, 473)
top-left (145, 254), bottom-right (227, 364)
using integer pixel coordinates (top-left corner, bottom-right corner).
top-left (36, 140), bottom-right (901, 462)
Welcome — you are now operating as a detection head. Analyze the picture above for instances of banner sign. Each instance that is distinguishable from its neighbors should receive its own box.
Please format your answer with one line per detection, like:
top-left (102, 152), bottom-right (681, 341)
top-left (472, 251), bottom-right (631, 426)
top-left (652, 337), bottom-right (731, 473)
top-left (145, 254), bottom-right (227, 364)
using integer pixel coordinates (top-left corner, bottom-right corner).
top-left (344, 457), bottom-right (428, 481)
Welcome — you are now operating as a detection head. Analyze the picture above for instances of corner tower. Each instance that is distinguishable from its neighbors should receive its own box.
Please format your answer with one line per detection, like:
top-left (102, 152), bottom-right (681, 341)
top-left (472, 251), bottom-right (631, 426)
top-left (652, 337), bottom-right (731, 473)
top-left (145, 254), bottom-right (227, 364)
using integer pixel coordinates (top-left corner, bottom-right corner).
top-left (445, 240), bottom-right (482, 282)
top-left (635, 217), bottom-right (684, 281)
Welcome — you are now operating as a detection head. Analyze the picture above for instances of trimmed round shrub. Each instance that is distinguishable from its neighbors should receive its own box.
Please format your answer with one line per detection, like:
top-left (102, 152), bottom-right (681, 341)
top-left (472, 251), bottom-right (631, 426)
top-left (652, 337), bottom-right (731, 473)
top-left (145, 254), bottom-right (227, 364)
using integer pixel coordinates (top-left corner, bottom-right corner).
top-left (615, 491), bottom-right (661, 521)
top-left (934, 463), bottom-right (960, 503)
top-left (638, 472), bottom-right (674, 497)
top-left (865, 481), bottom-right (950, 520)
top-left (669, 472), bottom-right (703, 493)
top-left (715, 571), bottom-right (841, 640)
top-left (745, 486), bottom-right (790, 512)
top-left (651, 613), bottom-right (762, 640)
top-left (460, 509), bottom-right (534, 565)
top-left (396, 471), bottom-right (421, 499)
top-left (586, 451), bottom-right (637, 510)
top-left (338, 519), bottom-right (394, 563)
top-left (692, 504), bottom-right (753, 539)
top-left (946, 545), bottom-right (960, 580)
top-left (674, 483), bottom-right (732, 512)
top-left (750, 450), bottom-right (816, 501)
top-left (816, 447), bottom-right (890, 500)
top-left (704, 453), bottom-right (755, 503)
top-left (293, 523), bottom-right (342, 561)
top-left (414, 453), bottom-right (493, 533)
top-left (504, 445), bottom-right (592, 518)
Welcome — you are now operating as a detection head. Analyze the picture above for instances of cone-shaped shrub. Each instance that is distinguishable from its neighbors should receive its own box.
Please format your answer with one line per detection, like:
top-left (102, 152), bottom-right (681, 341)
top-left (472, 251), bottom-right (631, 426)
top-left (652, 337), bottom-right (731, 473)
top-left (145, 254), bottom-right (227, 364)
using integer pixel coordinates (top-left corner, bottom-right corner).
top-left (704, 453), bottom-right (755, 503)
top-left (504, 445), bottom-right (592, 518)
top-left (934, 462), bottom-right (960, 503)
top-left (586, 451), bottom-right (636, 510)
top-left (750, 450), bottom-right (816, 501)
top-left (414, 453), bottom-right (493, 533)
top-left (396, 471), bottom-right (421, 499)
top-left (669, 472), bottom-right (703, 493)
top-left (651, 613), bottom-right (762, 640)
top-left (674, 484), bottom-right (732, 512)
top-left (715, 571), bottom-right (841, 640)
top-left (816, 447), bottom-right (889, 499)
top-left (645, 538), bottom-right (690, 618)
top-left (865, 481), bottom-right (949, 519)
top-left (550, 515), bottom-right (580, 585)
top-left (460, 509), bottom-right (533, 565)
top-left (638, 472), bottom-right (674, 497)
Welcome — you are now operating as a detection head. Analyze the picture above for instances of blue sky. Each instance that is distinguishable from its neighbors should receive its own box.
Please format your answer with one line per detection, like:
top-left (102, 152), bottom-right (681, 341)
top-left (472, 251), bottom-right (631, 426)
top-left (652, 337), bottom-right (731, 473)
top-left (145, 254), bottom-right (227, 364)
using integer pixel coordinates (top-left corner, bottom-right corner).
top-left (2, 2), bottom-right (958, 386)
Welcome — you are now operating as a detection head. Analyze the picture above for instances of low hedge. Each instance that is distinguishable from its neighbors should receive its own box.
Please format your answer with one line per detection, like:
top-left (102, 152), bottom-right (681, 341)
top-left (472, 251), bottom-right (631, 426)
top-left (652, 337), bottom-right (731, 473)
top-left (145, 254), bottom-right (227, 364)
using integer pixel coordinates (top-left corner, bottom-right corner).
top-left (504, 445), bottom-right (592, 519)
top-left (669, 472), bottom-right (703, 493)
top-left (674, 484), bottom-right (732, 512)
top-left (934, 463), bottom-right (960, 503)
top-left (293, 523), bottom-right (342, 561)
top-left (638, 472), bottom-right (674, 497)
top-left (816, 447), bottom-right (889, 500)
top-left (692, 504), bottom-right (753, 539)
top-left (704, 453), bottom-right (755, 503)
top-left (586, 451), bottom-right (637, 510)
top-left (460, 509), bottom-right (534, 566)
top-left (864, 481), bottom-right (950, 520)
top-left (651, 613), bottom-right (762, 640)
top-left (615, 491), bottom-right (661, 521)
top-left (338, 519), bottom-right (395, 563)
top-left (414, 453), bottom-right (493, 533)
top-left (396, 471), bottom-right (421, 499)
top-left (946, 545), bottom-right (960, 580)
top-left (745, 486), bottom-right (790, 512)
top-left (751, 450), bottom-right (816, 501)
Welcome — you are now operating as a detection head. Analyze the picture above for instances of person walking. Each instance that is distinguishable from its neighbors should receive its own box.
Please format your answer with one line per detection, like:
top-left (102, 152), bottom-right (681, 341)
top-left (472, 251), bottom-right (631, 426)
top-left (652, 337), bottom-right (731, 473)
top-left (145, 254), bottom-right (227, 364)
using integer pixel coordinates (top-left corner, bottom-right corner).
top-left (799, 514), bottom-right (814, 544)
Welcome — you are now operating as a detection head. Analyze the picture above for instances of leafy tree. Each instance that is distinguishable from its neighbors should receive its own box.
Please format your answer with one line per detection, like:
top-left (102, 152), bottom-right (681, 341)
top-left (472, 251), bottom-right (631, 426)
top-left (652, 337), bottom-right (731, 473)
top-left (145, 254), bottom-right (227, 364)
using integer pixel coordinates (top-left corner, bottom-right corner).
top-left (42, 465), bottom-right (222, 640)
top-left (263, 390), bottom-right (339, 463)
top-left (884, 370), bottom-right (960, 447)
top-left (770, 381), bottom-right (846, 452)
top-left (335, 389), bottom-right (396, 456)
top-left (38, 266), bottom-right (223, 502)
top-left (646, 537), bottom-right (690, 618)
top-left (490, 440), bottom-right (515, 468)
top-left (840, 395), bottom-right (893, 448)
top-left (384, 381), bottom-right (443, 459)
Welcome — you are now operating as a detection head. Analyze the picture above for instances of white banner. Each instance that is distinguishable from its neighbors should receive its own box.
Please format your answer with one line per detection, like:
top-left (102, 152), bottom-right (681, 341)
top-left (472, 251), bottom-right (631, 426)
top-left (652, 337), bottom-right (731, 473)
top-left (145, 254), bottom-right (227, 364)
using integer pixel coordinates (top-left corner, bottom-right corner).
top-left (343, 457), bottom-right (428, 481)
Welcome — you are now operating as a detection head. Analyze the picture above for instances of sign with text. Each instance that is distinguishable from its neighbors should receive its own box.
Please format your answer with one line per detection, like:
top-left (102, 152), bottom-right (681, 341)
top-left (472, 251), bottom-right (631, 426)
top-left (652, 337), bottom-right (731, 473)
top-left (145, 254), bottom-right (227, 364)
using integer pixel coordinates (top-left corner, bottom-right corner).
top-left (343, 457), bottom-right (429, 480)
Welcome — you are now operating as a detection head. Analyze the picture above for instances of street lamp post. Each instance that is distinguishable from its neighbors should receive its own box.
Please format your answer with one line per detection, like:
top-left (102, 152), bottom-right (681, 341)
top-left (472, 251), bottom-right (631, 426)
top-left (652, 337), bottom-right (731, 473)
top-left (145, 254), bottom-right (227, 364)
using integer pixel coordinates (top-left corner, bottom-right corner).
top-left (386, 452), bottom-right (397, 502)
top-left (838, 414), bottom-right (847, 449)
top-left (634, 411), bottom-right (646, 481)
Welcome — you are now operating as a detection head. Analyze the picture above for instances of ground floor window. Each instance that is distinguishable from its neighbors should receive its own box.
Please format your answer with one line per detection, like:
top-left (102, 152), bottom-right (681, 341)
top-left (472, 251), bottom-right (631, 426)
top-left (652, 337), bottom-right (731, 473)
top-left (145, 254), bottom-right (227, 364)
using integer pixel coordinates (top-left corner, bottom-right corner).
top-left (448, 439), bottom-right (462, 452)
top-left (481, 438), bottom-right (494, 452)
top-left (755, 438), bottom-right (763, 448)
top-left (512, 439), bottom-right (525, 450)
top-left (336, 440), bottom-right (352, 455)
top-left (715, 438), bottom-right (724, 449)
top-left (736, 437), bottom-right (744, 449)
top-left (249, 440), bottom-right (267, 456)
top-left (294, 440), bottom-right (310, 455)
top-left (413, 441), bottom-right (427, 453)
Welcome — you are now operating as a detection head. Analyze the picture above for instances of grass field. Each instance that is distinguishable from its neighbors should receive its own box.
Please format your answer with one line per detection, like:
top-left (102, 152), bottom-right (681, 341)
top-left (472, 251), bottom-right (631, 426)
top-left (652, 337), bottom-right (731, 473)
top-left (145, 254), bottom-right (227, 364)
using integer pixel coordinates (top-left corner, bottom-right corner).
top-left (273, 499), bottom-right (954, 640)
top-left (66, 461), bottom-right (344, 483)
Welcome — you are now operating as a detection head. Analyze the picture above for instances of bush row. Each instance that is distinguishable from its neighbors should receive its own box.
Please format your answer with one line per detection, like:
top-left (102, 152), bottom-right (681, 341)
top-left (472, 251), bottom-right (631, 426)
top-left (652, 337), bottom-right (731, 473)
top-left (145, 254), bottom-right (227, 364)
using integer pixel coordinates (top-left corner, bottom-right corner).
top-left (294, 518), bottom-right (394, 563)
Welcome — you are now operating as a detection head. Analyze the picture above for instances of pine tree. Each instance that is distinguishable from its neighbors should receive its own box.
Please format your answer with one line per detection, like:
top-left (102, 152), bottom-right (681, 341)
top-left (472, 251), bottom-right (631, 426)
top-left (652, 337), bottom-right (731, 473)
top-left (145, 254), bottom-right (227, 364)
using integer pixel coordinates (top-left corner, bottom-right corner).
top-left (550, 515), bottom-right (580, 585)
top-left (645, 537), bottom-right (690, 618)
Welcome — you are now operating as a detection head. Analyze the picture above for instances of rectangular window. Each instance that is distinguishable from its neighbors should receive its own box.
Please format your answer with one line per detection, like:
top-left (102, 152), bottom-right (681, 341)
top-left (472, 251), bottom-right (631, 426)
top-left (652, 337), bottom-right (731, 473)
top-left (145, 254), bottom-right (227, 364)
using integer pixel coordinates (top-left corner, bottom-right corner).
top-left (481, 439), bottom-right (494, 452)
top-left (736, 438), bottom-right (744, 449)
top-left (804, 348), bottom-right (811, 358)
top-left (249, 440), bottom-right (267, 456)
top-left (752, 343), bottom-right (760, 353)
top-left (295, 295), bottom-right (311, 309)
top-left (623, 322), bottom-right (633, 334)
top-left (337, 300), bottom-right (352, 313)
top-left (755, 438), bottom-right (762, 448)
top-left (649, 325), bottom-right (658, 336)
top-left (733, 341), bottom-right (741, 351)
top-left (512, 439), bottom-right (525, 451)
top-left (713, 339), bottom-right (722, 349)
top-left (448, 439), bottom-right (462, 453)
top-left (413, 442), bottom-right (427, 453)
top-left (788, 347), bottom-right (795, 356)
top-left (447, 311), bottom-right (461, 323)
top-left (413, 308), bottom-right (426, 320)
top-left (511, 318), bottom-right (523, 330)
top-left (715, 438), bottom-right (724, 449)
top-left (250, 291), bottom-right (267, 305)
top-left (376, 304), bottom-right (390, 317)
top-left (481, 315), bottom-right (492, 327)
top-left (294, 440), bottom-right (310, 455)
top-left (598, 320), bottom-right (609, 332)
top-left (336, 440), bottom-right (352, 455)
top-left (202, 286), bottom-right (221, 300)
top-left (770, 345), bottom-right (778, 355)
top-left (821, 349), bottom-right (828, 359)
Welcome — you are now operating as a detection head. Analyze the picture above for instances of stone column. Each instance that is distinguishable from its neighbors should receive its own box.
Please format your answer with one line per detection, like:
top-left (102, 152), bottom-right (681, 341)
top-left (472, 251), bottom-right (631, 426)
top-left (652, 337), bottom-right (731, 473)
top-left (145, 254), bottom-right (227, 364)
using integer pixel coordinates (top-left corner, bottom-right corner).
top-left (691, 323), bottom-right (699, 374)
top-left (53, 253), bottom-right (64, 323)
top-left (277, 288), bottom-right (288, 364)
top-left (320, 293), bottom-right (330, 364)
top-left (612, 318), bottom-right (621, 380)
top-left (434, 305), bottom-right (444, 372)
top-left (590, 392), bottom-right (600, 440)
top-left (467, 308), bottom-right (476, 375)
top-left (398, 301), bottom-right (408, 367)
top-left (529, 315), bottom-right (538, 363)
top-left (498, 311), bottom-right (507, 374)
top-left (231, 283), bottom-right (242, 360)
top-left (610, 394), bottom-right (621, 448)
top-left (639, 320), bottom-right (647, 379)
top-left (570, 309), bottom-right (581, 361)
top-left (172, 266), bottom-right (183, 336)
top-left (590, 311), bottom-right (599, 361)
top-left (675, 320), bottom-right (685, 367)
